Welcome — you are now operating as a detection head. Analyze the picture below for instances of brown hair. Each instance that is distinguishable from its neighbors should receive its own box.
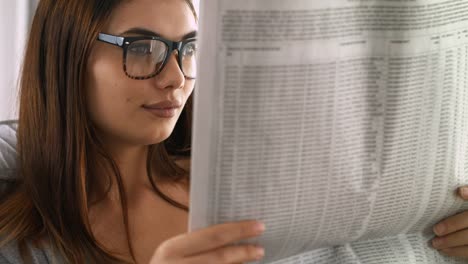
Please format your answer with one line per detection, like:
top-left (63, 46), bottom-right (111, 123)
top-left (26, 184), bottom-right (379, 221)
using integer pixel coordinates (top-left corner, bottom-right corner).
top-left (0, 0), bottom-right (197, 263)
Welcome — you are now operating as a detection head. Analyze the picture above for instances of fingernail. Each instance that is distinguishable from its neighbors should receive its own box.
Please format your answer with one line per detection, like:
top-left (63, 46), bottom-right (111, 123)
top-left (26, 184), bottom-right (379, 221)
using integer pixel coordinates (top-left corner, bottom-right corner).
top-left (432, 238), bottom-right (442, 248)
top-left (254, 222), bottom-right (265, 233)
top-left (461, 187), bottom-right (468, 198)
top-left (255, 247), bottom-right (265, 259)
top-left (440, 248), bottom-right (451, 255)
top-left (434, 223), bottom-right (446, 236)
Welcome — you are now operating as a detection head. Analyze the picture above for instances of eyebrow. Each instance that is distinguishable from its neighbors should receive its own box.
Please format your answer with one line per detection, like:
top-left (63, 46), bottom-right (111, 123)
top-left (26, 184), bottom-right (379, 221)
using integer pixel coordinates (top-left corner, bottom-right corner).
top-left (121, 27), bottom-right (197, 40)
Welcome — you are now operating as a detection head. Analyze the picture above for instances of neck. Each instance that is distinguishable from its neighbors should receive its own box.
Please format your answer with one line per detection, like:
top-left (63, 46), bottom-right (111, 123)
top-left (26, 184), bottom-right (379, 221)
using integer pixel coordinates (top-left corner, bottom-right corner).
top-left (89, 138), bottom-right (153, 206)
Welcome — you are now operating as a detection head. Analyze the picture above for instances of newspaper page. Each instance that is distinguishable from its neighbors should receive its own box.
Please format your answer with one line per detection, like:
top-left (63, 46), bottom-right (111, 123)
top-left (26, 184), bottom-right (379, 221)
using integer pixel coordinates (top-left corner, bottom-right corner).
top-left (189, 0), bottom-right (468, 263)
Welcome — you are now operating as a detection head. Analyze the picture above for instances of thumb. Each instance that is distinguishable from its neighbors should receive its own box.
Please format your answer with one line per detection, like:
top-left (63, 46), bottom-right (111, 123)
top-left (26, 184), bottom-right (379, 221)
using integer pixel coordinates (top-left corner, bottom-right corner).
top-left (458, 186), bottom-right (468, 200)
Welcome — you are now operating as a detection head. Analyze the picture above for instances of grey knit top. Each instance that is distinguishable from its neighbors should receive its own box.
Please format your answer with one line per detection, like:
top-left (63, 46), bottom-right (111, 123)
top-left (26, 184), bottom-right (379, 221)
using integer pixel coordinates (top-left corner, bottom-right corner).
top-left (0, 120), bottom-right (60, 264)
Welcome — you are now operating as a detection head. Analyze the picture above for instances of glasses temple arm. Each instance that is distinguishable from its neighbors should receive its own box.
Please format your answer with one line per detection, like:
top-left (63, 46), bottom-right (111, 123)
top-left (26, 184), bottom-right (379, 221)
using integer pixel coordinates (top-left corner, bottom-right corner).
top-left (97, 33), bottom-right (125, 47)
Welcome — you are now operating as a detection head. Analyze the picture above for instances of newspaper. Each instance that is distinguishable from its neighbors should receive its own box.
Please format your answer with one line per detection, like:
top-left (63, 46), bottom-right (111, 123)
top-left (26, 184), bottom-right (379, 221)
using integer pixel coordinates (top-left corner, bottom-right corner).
top-left (188, 0), bottom-right (468, 263)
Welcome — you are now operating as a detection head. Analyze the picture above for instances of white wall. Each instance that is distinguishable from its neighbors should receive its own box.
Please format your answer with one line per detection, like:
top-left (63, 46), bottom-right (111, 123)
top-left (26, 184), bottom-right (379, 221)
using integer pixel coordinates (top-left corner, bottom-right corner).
top-left (0, 0), bottom-right (37, 121)
top-left (193, 0), bottom-right (200, 14)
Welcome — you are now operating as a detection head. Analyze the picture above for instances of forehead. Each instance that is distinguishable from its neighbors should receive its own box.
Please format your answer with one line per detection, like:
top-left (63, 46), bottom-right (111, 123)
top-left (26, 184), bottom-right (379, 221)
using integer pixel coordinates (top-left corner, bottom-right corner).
top-left (106, 0), bottom-right (197, 40)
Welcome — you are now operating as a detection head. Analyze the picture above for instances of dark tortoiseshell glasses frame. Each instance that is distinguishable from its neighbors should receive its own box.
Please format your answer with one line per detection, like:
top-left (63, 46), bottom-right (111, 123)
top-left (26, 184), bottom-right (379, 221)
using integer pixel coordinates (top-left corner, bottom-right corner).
top-left (97, 32), bottom-right (197, 80)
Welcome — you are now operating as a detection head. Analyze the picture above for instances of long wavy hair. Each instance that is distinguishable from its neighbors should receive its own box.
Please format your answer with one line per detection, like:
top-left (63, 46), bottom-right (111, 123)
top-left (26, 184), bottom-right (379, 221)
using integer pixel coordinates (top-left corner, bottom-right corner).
top-left (0, 0), bottom-right (197, 263)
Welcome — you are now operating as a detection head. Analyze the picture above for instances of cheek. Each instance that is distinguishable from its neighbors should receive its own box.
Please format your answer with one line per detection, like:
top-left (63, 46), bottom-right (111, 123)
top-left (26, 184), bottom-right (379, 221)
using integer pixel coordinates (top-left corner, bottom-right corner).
top-left (85, 52), bottom-right (140, 136)
top-left (183, 80), bottom-right (196, 100)
top-left (87, 63), bottom-right (125, 116)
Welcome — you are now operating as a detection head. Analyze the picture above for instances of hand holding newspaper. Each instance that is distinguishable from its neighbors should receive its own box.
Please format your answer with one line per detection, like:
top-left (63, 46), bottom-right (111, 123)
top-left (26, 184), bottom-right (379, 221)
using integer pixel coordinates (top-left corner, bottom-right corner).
top-left (189, 0), bottom-right (468, 263)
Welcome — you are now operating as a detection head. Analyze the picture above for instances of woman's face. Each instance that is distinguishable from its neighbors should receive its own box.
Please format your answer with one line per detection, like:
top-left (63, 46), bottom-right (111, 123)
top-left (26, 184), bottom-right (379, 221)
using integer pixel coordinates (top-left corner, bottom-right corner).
top-left (86, 0), bottom-right (197, 147)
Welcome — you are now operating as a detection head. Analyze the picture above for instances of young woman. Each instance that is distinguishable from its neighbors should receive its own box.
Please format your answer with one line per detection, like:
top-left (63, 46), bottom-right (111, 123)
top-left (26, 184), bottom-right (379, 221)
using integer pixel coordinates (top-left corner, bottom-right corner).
top-left (1, 0), bottom-right (468, 263)
top-left (0, 0), bottom-right (265, 263)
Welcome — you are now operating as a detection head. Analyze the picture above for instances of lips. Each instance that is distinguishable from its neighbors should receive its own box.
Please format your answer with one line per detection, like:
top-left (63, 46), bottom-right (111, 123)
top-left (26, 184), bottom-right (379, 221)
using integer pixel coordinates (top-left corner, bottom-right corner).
top-left (142, 100), bottom-right (182, 118)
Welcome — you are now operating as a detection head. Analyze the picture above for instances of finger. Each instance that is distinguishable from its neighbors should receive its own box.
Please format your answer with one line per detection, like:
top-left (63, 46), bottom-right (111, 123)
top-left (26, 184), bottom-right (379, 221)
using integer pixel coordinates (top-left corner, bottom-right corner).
top-left (458, 187), bottom-right (468, 200)
top-left (184, 244), bottom-right (264, 264)
top-left (439, 246), bottom-right (468, 258)
top-left (433, 211), bottom-right (468, 236)
top-left (432, 228), bottom-right (468, 249)
top-left (159, 220), bottom-right (265, 257)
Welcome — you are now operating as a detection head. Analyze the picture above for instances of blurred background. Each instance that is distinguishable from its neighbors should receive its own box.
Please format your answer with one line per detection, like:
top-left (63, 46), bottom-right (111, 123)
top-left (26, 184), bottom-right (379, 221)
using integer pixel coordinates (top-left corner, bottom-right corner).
top-left (0, 0), bottom-right (39, 121)
top-left (0, 0), bottom-right (200, 121)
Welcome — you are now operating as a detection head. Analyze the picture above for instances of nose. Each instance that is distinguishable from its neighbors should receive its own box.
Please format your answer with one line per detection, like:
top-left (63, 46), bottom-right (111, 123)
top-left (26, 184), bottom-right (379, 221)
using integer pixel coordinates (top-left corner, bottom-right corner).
top-left (151, 50), bottom-right (185, 89)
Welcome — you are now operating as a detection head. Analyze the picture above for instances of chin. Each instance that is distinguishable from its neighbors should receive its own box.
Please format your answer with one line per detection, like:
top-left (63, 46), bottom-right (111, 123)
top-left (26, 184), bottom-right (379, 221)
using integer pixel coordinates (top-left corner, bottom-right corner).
top-left (127, 113), bottom-right (179, 145)
top-left (139, 126), bottom-right (175, 145)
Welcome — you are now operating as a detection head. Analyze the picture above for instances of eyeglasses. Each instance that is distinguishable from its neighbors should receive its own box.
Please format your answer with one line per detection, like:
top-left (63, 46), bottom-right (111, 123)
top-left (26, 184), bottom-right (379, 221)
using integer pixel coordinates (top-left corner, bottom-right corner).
top-left (97, 32), bottom-right (197, 80)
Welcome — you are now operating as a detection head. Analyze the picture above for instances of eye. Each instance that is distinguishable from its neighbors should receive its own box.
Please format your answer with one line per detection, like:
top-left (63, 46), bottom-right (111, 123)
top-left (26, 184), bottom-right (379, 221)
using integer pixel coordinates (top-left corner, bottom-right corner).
top-left (128, 43), bottom-right (152, 56)
top-left (183, 42), bottom-right (197, 57)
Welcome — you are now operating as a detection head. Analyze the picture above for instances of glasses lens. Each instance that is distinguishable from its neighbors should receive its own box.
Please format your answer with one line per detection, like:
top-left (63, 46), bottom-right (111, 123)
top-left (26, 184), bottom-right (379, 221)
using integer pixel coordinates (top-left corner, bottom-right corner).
top-left (126, 39), bottom-right (168, 78)
top-left (181, 41), bottom-right (197, 78)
